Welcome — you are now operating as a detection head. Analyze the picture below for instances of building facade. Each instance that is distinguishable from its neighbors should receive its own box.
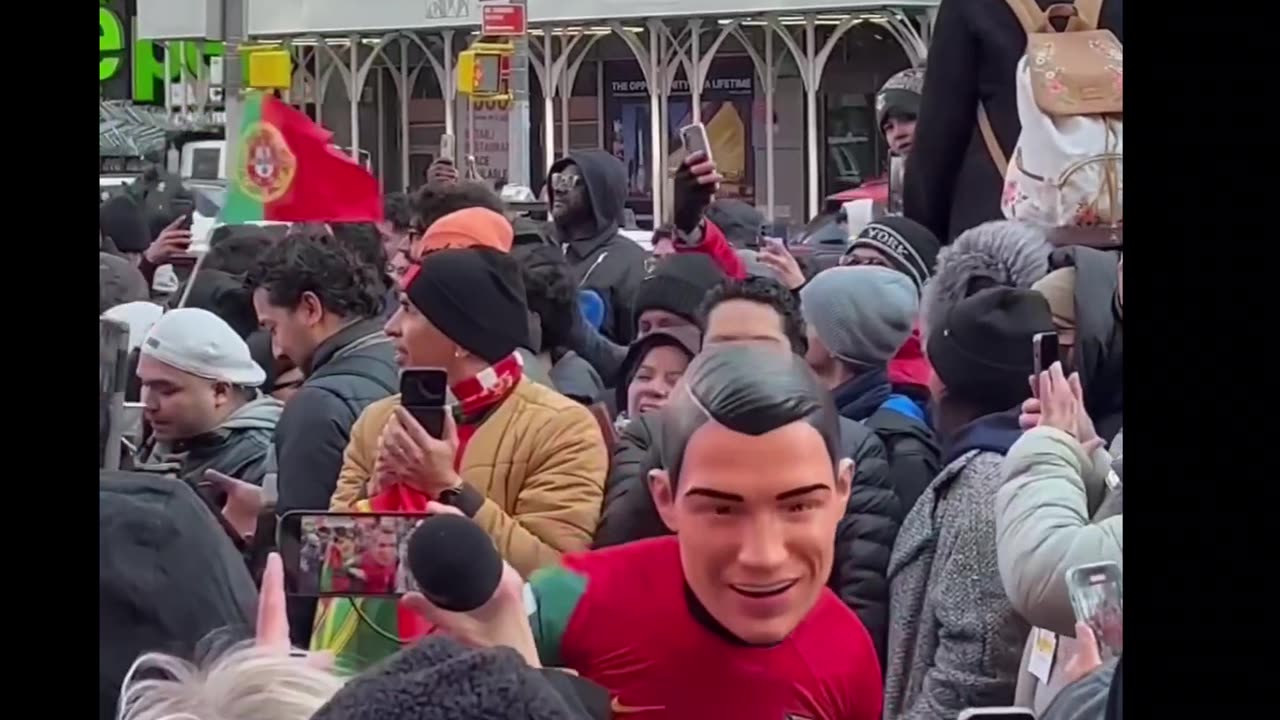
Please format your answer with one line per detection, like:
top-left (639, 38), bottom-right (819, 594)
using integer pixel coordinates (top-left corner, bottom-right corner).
top-left (129, 0), bottom-right (939, 227)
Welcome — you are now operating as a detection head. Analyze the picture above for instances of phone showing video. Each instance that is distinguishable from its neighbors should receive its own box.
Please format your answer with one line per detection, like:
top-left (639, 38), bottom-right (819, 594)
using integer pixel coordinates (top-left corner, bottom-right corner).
top-left (679, 122), bottom-right (713, 164)
top-left (401, 367), bottom-right (448, 439)
top-left (888, 155), bottom-right (906, 216)
top-left (439, 133), bottom-right (456, 164)
top-left (278, 511), bottom-right (427, 598)
top-left (1032, 331), bottom-right (1059, 375)
top-left (957, 709), bottom-right (1035, 720)
top-left (1067, 561), bottom-right (1123, 659)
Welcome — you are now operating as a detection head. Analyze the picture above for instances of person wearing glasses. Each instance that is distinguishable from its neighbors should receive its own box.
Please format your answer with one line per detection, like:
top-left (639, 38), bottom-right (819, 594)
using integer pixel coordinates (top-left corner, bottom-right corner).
top-left (545, 151), bottom-right (649, 345)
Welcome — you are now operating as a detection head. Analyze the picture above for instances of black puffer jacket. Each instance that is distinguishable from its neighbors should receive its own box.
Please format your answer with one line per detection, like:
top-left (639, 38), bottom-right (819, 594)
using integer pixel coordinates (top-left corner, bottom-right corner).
top-left (547, 150), bottom-right (648, 345)
top-left (593, 412), bottom-right (901, 664)
top-left (904, 0), bottom-right (1124, 242)
top-left (274, 318), bottom-right (398, 516)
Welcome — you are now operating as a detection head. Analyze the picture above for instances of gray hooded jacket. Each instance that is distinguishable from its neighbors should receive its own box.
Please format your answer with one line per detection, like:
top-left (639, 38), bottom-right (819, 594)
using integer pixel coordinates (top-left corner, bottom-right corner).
top-left (138, 395), bottom-right (283, 488)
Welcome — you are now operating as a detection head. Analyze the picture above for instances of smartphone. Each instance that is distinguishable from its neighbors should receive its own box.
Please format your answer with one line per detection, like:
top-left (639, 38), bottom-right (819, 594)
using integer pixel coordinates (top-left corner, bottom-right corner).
top-left (679, 122), bottom-right (713, 163)
top-left (957, 709), bottom-right (1036, 720)
top-left (439, 133), bottom-right (456, 164)
top-left (278, 511), bottom-right (428, 598)
top-left (1066, 561), bottom-right (1123, 659)
top-left (400, 367), bottom-right (449, 439)
top-left (888, 155), bottom-right (906, 216)
top-left (1032, 331), bottom-right (1059, 375)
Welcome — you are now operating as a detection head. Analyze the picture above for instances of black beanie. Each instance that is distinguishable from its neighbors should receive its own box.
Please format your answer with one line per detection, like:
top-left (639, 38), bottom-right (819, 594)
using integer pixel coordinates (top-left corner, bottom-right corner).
top-left (311, 635), bottom-right (581, 720)
top-left (632, 253), bottom-right (728, 328)
top-left (846, 216), bottom-right (940, 294)
top-left (406, 247), bottom-right (530, 364)
top-left (927, 287), bottom-right (1054, 411)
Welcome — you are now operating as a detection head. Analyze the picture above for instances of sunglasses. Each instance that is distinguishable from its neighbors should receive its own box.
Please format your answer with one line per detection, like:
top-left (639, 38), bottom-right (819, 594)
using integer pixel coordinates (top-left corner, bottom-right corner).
top-left (550, 172), bottom-right (583, 193)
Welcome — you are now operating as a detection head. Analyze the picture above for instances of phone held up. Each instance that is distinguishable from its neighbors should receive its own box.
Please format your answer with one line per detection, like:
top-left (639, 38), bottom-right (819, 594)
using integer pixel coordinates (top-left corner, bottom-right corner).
top-left (957, 709), bottom-right (1035, 720)
top-left (401, 367), bottom-right (449, 439)
top-left (679, 122), bottom-right (713, 164)
top-left (1032, 331), bottom-right (1060, 376)
top-left (1066, 561), bottom-right (1123, 660)
top-left (439, 133), bottom-right (456, 164)
top-left (278, 511), bottom-right (428, 598)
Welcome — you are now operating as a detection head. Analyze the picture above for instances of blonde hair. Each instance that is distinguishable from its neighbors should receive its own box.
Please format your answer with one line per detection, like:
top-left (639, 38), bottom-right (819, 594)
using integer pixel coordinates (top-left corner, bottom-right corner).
top-left (117, 642), bottom-right (344, 720)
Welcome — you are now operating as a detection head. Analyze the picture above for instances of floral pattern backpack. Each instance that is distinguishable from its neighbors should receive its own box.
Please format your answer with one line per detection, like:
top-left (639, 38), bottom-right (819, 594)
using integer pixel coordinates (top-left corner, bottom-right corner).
top-left (979, 0), bottom-right (1123, 246)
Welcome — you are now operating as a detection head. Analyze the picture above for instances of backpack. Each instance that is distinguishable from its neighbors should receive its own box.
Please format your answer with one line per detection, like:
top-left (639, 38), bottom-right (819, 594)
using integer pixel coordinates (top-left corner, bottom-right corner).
top-left (978, 0), bottom-right (1123, 246)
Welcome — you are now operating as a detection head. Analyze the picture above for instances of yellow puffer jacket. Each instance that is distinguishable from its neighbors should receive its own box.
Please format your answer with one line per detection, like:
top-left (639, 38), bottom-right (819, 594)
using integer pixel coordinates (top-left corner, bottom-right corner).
top-left (330, 376), bottom-right (607, 578)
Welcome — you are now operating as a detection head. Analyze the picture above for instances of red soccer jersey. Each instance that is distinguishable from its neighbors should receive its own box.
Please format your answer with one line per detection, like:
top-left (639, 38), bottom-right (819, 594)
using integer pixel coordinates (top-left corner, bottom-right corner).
top-left (530, 536), bottom-right (883, 720)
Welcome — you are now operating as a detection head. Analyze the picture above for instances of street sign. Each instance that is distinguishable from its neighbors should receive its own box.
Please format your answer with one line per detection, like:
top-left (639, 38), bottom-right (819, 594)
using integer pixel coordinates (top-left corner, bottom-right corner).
top-left (482, 4), bottom-right (527, 36)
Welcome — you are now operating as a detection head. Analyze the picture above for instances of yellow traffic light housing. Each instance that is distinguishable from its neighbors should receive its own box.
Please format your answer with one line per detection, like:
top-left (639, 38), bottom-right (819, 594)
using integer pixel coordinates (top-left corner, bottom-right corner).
top-left (243, 46), bottom-right (293, 90)
top-left (457, 41), bottom-right (514, 100)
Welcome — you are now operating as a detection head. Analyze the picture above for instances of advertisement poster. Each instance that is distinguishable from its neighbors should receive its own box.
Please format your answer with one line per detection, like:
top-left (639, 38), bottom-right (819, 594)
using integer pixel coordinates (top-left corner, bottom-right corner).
top-left (463, 97), bottom-right (511, 185)
top-left (603, 58), bottom-right (755, 202)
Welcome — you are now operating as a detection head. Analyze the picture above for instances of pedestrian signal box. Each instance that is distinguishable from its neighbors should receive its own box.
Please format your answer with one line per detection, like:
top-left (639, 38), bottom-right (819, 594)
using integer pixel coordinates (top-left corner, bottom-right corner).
top-left (457, 42), bottom-right (514, 100)
top-left (244, 47), bottom-right (293, 90)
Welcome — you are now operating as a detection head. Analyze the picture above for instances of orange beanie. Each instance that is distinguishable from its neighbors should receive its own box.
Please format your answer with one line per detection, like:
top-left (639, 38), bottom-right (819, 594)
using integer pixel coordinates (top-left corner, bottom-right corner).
top-left (413, 207), bottom-right (513, 258)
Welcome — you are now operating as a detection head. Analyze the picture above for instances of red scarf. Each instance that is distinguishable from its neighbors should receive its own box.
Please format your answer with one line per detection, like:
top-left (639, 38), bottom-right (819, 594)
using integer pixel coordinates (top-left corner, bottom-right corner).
top-left (368, 352), bottom-right (523, 513)
top-left (364, 353), bottom-right (523, 642)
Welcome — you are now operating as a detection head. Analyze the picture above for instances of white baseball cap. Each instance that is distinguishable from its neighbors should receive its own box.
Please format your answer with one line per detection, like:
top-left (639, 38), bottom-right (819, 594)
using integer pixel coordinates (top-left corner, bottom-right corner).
top-left (140, 308), bottom-right (266, 387)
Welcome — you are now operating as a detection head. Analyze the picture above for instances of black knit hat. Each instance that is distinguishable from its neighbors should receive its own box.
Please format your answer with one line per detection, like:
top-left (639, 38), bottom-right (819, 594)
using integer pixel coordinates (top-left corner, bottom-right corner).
top-left (927, 287), bottom-right (1054, 411)
top-left (406, 247), bottom-right (530, 364)
top-left (615, 325), bottom-right (702, 412)
top-left (311, 635), bottom-right (581, 720)
top-left (100, 195), bottom-right (151, 254)
top-left (632, 253), bottom-right (728, 329)
top-left (846, 216), bottom-right (940, 294)
top-left (705, 199), bottom-right (767, 249)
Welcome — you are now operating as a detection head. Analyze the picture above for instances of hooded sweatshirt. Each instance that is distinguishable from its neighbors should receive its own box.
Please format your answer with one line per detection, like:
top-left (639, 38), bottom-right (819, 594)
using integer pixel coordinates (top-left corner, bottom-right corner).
top-left (547, 151), bottom-right (649, 344)
top-left (138, 396), bottom-right (283, 489)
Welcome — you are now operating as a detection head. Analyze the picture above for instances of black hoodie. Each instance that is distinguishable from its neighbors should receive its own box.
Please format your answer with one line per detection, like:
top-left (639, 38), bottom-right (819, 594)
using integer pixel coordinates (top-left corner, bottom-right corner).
top-left (547, 150), bottom-right (648, 344)
top-left (100, 471), bottom-right (256, 720)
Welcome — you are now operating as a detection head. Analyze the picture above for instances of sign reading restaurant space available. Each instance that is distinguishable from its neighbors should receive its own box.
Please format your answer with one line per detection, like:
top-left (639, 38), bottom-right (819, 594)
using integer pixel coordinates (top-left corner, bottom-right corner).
top-left (482, 3), bottom-right (527, 35)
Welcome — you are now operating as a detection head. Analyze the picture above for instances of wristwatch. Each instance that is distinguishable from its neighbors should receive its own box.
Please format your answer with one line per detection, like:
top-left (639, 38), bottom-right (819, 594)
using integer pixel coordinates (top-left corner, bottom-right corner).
top-left (437, 483), bottom-right (485, 518)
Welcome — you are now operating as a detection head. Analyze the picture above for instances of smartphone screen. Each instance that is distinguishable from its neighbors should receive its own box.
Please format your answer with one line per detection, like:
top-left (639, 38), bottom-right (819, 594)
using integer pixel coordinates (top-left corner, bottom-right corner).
top-left (680, 123), bottom-right (713, 163)
top-left (1067, 561), bottom-right (1123, 659)
top-left (400, 367), bottom-right (448, 438)
top-left (1033, 331), bottom-right (1060, 375)
top-left (278, 511), bottom-right (428, 598)
top-left (439, 133), bottom-right (456, 164)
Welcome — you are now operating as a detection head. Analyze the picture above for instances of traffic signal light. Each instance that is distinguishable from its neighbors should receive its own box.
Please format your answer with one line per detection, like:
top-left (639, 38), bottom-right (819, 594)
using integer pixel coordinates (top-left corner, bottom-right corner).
top-left (457, 41), bottom-right (514, 100)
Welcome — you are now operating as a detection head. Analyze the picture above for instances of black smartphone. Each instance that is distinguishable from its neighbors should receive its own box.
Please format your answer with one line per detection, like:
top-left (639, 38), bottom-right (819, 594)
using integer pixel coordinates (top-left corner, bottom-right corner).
top-left (401, 367), bottom-right (448, 438)
top-left (1032, 331), bottom-right (1059, 375)
top-left (278, 511), bottom-right (428, 598)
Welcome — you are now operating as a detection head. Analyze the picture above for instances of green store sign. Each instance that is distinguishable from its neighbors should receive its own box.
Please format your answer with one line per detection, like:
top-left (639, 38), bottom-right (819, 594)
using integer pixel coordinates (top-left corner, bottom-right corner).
top-left (100, 0), bottom-right (225, 104)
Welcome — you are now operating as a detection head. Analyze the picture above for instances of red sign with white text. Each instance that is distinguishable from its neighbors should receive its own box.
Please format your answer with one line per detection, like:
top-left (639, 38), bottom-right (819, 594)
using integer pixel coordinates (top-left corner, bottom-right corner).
top-left (482, 4), bottom-right (527, 36)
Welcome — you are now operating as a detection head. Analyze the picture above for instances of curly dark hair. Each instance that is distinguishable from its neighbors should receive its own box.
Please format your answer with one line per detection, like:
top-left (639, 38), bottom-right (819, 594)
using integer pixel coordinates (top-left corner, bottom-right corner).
top-left (411, 181), bottom-right (505, 232)
top-left (383, 192), bottom-right (413, 233)
top-left (246, 231), bottom-right (384, 319)
top-left (699, 275), bottom-right (809, 356)
top-left (205, 225), bottom-right (282, 276)
top-left (517, 244), bottom-right (577, 352)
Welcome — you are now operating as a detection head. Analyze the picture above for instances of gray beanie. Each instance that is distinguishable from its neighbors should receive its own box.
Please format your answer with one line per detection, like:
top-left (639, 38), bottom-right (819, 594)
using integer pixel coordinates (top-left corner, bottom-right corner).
top-left (800, 266), bottom-right (918, 366)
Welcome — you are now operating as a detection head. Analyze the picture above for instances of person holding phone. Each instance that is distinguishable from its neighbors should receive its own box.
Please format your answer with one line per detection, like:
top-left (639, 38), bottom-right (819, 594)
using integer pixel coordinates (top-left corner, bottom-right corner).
top-left (885, 287), bottom-right (1054, 720)
top-left (332, 247), bottom-right (607, 575)
top-left (996, 361), bottom-right (1122, 714)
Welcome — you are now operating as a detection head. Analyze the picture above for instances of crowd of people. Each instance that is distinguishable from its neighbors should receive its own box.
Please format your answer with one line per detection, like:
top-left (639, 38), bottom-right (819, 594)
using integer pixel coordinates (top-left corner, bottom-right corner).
top-left (98, 1), bottom-right (1122, 718)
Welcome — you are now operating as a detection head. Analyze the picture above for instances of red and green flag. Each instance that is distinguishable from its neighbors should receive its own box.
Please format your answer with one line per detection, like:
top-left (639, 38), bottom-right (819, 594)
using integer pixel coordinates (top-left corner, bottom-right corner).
top-left (219, 92), bottom-right (382, 224)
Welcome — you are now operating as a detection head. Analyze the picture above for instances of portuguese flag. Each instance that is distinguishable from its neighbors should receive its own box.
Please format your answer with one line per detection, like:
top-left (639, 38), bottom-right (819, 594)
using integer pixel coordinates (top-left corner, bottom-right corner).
top-left (219, 92), bottom-right (382, 224)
